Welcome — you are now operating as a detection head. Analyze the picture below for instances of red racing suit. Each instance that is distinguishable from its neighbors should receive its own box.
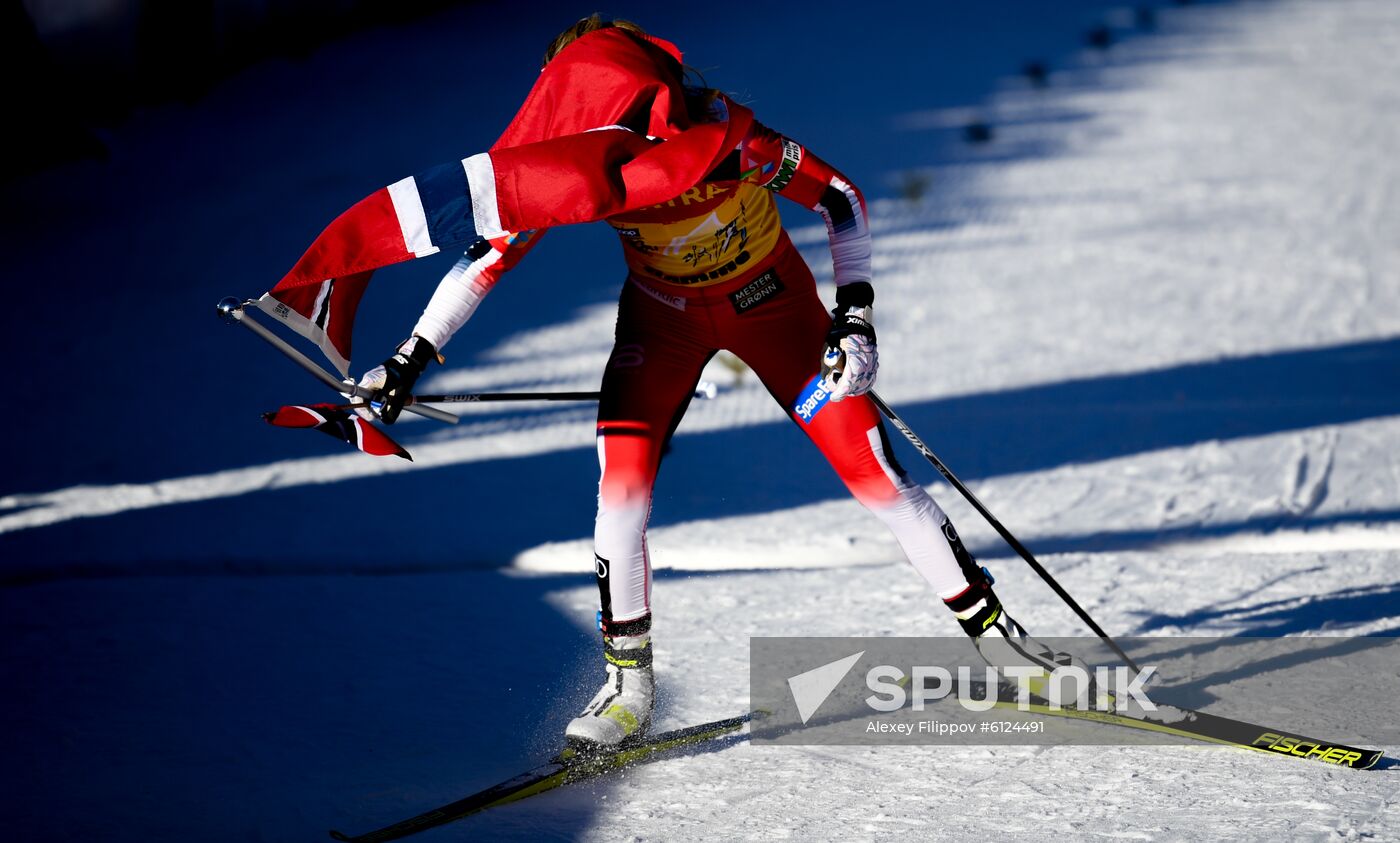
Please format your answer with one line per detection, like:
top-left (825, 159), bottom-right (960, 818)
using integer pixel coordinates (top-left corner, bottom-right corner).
top-left (410, 107), bottom-right (986, 633)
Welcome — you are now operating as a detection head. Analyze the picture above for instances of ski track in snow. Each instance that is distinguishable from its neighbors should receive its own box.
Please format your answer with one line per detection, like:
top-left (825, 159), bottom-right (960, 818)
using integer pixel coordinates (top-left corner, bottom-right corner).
top-left (3, 1), bottom-right (1400, 841)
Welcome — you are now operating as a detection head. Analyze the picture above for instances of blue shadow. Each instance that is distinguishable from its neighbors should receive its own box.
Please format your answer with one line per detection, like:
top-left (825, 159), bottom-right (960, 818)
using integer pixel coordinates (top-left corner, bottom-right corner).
top-left (1135, 582), bottom-right (1400, 637)
top-left (0, 567), bottom-right (605, 842)
top-left (3, 335), bottom-right (1396, 576)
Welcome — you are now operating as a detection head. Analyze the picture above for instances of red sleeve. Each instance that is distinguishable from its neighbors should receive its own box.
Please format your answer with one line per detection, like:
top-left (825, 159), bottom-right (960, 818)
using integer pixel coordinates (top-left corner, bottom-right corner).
top-left (739, 121), bottom-right (872, 287)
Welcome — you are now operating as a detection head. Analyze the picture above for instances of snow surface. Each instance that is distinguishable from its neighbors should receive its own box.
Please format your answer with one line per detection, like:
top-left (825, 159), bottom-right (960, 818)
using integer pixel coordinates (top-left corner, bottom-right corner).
top-left (3, 1), bottom-right (1400, 841)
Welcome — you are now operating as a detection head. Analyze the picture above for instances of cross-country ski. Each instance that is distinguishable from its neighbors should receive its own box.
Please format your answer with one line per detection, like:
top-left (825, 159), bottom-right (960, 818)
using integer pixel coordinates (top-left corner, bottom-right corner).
top-left (975, 685), bottom-right (1385, 770)
top-left (329, 712), bottom-right (759, 842)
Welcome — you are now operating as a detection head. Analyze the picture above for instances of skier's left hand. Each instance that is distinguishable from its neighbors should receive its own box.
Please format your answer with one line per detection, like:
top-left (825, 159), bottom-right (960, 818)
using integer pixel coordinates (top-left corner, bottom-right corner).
top-left (822, 282), bottom-right (878, 402)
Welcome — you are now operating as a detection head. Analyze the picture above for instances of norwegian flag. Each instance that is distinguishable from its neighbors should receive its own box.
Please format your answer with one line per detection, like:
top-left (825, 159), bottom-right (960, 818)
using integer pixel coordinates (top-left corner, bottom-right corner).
top-left (255, 28), bottom-right (752, 376)
top-left (262, 404), bottom-right (412, 460)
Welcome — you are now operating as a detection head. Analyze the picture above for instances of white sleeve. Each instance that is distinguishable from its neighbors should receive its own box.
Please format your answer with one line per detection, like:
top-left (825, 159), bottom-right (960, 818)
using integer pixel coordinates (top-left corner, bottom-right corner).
top-left (410, 245), bottom-right (504, 351)
top-left (818, 173), bottom-right (873, 288)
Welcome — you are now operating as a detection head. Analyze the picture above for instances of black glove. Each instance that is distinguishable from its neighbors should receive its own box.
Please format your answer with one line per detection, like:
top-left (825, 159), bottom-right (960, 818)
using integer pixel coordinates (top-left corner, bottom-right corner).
top-left (356, 336), bottom-right (437, 424)
top-left (824, 281), bottom-right (877, 345)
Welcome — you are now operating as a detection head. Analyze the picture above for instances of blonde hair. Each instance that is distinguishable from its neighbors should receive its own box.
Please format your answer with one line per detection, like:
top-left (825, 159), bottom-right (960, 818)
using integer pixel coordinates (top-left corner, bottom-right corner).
top-left (543, 14), bottom-right (722, 122)
top-left (543, 14), bottom-right (649, 66)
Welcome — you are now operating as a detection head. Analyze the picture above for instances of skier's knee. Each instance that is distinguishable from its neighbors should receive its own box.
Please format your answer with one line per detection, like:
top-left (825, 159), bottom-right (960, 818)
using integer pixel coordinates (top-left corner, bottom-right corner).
top-left (598, 472), bottom-right (653, 509)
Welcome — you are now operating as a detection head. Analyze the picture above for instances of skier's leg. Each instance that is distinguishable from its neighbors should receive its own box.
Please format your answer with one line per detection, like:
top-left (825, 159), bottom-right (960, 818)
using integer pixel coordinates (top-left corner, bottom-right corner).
top-left (721, 246), bottom-right (983, 598)
top-left (720, 244), bottom-right (1037, 638)
top-left (724, 248), bottom-right (1095, 701)
top-left (791, 394), bottom-right (1094, 698)
top-left (568, 279), bottom-right (714, 748)
top-left (786, 384), bottom-right (997, 614)
top-left (591, 285), bottom-right (713, 631)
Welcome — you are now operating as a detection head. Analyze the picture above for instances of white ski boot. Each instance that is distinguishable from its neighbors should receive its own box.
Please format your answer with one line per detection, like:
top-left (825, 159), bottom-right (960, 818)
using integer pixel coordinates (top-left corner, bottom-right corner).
top-left (943, 545), bottom-right (1101, 709)
top-left (566, 630), bottom-right (655, 749)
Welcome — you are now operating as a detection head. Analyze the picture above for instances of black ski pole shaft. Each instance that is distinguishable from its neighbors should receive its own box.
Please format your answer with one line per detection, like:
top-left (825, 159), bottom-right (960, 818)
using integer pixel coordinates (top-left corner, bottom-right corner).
top-left (868, 390), bottom-right (1142, 673)
top-left (411, 391), bottom-right (601, 403)
top-left (411, 382), bottom-right (717, 404)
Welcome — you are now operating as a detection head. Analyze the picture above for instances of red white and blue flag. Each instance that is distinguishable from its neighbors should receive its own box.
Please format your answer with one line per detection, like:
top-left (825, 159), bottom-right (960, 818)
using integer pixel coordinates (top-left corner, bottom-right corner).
top-left (255, 28), bottom-right (752, 375)
top-left (262, 403), bottom-right (412, 460)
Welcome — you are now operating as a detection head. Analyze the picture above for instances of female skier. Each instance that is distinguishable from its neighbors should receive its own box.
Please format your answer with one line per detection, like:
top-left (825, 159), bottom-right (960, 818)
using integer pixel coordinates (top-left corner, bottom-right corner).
top-left (331, 16), bottom-right (1047, 748)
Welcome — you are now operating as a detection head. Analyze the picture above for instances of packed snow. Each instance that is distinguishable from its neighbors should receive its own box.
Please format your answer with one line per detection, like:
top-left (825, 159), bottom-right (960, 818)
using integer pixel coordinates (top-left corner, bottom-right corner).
top-left (2, 1), bottom-right (1398, 840)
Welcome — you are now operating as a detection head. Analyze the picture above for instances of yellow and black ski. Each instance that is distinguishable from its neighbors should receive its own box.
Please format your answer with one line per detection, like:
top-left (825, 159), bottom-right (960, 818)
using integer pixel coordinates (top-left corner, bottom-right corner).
top-left (979, 684), bottom-right (1383, 769)
top-left (329, 711), bottom-right (758, 843)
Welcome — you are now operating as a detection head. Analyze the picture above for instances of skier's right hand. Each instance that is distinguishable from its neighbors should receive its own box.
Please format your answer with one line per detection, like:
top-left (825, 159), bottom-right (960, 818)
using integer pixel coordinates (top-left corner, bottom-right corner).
top-left (356, 336), bottom-right (437, 424)
top-left (821, 281), bottom-right (878, 402)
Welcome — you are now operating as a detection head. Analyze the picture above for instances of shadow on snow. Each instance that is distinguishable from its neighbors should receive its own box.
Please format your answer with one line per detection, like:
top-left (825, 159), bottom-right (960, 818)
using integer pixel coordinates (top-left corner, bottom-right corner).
top-left (3, 334), bottom-right (1397, 577)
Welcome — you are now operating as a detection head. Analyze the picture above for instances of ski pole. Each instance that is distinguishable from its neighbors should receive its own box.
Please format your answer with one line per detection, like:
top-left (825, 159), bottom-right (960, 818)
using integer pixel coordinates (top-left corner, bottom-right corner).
top-left (324, 381), bottom-right (722, 417)
top-left (869, 389), bottom-right (1142, 673)
top-left (325, 392), bottom-right (597, 411)
top-left (320, 379), bottom-right (718, 415)
top-left (413, 391), bottom-right (600, 403)
top-left (216, 297), bottom-right (459, 425)
top-left (411, 382), bottom-right (718, 404)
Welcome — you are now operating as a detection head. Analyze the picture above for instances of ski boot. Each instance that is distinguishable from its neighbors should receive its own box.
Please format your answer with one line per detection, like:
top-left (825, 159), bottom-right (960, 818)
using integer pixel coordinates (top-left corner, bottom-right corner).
top-left (566, 618), bottom-right (655, 749)
top-left (946, 575), bottom-right (1101, 708)
top-left (940, 523), bottom-right (1101, 709)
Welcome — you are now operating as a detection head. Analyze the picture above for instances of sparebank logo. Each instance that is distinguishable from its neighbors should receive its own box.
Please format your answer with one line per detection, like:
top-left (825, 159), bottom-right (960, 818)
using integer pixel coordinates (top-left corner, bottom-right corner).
top-left (787, 651), bottom-right (864, 724)
top-left (793, 375), bottom-right (834, 424)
